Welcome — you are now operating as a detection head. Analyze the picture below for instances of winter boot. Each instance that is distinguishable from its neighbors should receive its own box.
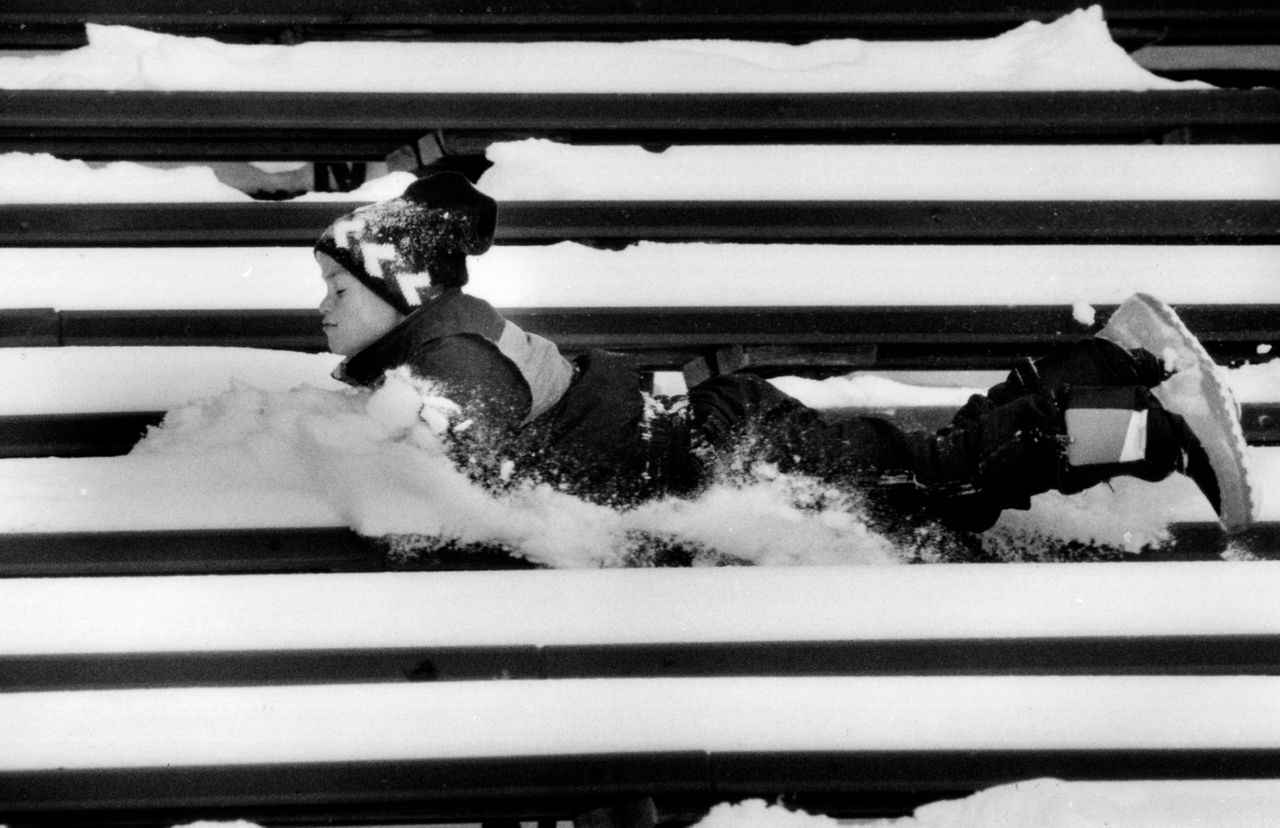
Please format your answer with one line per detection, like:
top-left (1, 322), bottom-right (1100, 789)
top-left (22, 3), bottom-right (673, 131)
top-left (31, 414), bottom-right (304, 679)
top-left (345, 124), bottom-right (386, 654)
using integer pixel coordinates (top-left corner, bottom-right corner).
top-left (950, 337), bottom-right (1169, 429)
top-left (1095, 293), bottom-right (1256, 534)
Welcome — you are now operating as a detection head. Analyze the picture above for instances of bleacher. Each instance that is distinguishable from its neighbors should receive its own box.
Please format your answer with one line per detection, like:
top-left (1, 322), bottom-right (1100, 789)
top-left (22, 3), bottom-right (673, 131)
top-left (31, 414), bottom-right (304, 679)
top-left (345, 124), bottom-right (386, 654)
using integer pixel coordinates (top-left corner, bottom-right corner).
top-left (3, 3), bottom-right (1280, 825)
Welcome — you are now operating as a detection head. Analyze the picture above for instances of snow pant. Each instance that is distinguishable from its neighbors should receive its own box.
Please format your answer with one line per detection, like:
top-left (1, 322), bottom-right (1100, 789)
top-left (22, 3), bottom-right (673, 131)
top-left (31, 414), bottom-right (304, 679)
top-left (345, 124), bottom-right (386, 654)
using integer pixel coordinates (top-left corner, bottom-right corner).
top-left (683, 338), bottom-right (1193, 532)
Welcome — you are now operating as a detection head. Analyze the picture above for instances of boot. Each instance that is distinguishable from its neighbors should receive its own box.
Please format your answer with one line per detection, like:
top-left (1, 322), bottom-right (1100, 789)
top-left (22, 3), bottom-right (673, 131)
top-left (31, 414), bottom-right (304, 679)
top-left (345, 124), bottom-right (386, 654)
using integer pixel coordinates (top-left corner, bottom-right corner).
top-left (1095, 293), bottom-right (1256, 533)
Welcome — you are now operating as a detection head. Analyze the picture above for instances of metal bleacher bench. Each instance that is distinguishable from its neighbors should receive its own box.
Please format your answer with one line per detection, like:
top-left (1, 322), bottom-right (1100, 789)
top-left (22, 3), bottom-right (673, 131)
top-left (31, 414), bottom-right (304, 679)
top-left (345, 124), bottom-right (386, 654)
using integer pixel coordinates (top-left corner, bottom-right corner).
top-left (3, 3), bottom-right (1280, 826)
top-left (5, 564), bottom-right (1280, 825)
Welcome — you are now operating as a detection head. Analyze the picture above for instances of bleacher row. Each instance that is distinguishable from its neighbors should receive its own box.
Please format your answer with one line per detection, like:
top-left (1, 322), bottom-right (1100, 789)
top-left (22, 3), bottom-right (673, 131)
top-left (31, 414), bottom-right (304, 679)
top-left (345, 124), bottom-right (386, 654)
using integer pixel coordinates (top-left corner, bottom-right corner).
top-left (2, 3), bottom-right (1280, 826)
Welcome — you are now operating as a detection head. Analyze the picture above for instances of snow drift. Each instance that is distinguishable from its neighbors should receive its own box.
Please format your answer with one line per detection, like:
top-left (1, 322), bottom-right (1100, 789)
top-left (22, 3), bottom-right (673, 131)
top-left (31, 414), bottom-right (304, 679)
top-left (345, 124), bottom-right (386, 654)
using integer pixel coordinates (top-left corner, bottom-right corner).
top-left (0, 7), bottom-right (1202, 93)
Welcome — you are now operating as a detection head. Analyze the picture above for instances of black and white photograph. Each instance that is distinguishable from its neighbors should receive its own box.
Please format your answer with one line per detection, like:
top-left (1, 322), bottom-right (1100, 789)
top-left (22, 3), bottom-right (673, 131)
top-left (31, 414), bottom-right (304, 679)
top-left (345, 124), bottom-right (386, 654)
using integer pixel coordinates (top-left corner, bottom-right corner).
top-left (1, 2), bottom-right (1278, 825)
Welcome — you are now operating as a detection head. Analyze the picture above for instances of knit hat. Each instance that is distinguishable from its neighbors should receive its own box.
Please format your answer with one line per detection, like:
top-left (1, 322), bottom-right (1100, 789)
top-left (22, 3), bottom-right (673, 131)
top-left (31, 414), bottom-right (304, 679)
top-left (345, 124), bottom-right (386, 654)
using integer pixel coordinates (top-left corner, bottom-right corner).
top-left (314, 172), bottom-right (497, 313)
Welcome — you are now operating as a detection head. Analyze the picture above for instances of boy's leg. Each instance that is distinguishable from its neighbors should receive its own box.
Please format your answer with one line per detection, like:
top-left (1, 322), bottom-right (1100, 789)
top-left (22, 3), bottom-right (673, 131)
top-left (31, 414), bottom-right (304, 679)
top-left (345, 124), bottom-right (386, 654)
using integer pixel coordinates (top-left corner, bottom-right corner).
top-left (686, 362), bottom-right (1239, 535)
top-left (687, 373), bottom-right (912, 478)
top-left (951, 337), bottom-right (1166, 427)
top-left (687, 373), bottom-right (1099, 532)
top-left (909, 384), bottom-right (1215, 532)
top-left (947, 294), bottom-right (1253, 533)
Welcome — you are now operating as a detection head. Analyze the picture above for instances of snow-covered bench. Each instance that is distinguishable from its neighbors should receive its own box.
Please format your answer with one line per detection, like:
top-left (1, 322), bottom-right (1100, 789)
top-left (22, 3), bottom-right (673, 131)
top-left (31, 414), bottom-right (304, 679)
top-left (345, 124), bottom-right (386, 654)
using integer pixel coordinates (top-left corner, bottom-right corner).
top-left (4, 563), bottom-right (1280, 825)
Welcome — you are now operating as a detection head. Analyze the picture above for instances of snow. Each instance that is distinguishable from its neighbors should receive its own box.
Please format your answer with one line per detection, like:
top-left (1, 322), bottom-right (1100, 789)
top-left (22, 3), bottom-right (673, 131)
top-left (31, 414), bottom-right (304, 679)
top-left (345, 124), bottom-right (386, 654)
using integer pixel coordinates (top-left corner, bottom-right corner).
top-left (159, 781), bottom-right (1280, 828)
top-left (480, 141), bottom-right (1280, 201)
top-left (702, 782), bottom-right (1280, 828)
top-left (5, 563), bottom-right (1278, 654)
top-left (8, 142), bottom-right (1279, 203)
top-left (4, 353), bottom-right (1274, 561)
top-left (0, 153), bottom-right (251, 203)
top-left (0, 8), bottom-right (1202, 93)
top-left (0, 348), bottom-right (343, 415)
top-left (0, 153), bottom-right (420, 203)
top-left (5, 675), bottom-right (1280, 769)
top-left (4, 244), bottom-right (1278, 312)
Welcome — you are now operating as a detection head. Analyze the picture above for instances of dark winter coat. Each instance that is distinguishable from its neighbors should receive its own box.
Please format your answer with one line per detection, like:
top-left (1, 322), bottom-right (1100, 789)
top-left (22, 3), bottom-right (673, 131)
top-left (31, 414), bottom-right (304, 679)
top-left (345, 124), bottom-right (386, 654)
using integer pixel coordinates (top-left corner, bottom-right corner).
top-left (335, 289), bottom-right (657, 502)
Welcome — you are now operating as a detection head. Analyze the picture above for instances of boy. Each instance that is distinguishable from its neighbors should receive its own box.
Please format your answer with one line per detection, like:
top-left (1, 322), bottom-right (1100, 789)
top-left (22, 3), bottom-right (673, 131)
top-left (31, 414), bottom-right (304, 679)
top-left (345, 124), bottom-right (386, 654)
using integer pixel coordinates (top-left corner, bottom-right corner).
top-left (315, 172), bottom-right (1254, 535)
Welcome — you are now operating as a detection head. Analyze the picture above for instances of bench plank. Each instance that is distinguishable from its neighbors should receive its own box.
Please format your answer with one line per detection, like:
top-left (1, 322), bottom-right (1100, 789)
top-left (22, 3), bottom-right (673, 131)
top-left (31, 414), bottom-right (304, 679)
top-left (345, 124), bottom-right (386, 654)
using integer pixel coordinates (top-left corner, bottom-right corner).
top-left (5, 305), bottom-right (1273, 370)
top-left (2, 0), bottom-right (1275, 48)
top-left (5, 635), bottom-right (1280, 692)
top-left (3, 90), bottom-right (1277, 160)
top-left (3, 676), bottom-right (1278, 822)
top-left (4, 200), bottom-right (1278, 246)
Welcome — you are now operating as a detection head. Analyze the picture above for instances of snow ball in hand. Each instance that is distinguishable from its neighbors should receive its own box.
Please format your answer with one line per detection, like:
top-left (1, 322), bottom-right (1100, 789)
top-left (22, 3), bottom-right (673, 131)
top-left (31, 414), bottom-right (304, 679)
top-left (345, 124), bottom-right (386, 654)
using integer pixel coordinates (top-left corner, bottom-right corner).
top-left (1072, 301), bottom-right (1096, 326)
top-left (419, 395), bottom-right (462, 435)
top-left (366, 369), bottom-right (425, 433)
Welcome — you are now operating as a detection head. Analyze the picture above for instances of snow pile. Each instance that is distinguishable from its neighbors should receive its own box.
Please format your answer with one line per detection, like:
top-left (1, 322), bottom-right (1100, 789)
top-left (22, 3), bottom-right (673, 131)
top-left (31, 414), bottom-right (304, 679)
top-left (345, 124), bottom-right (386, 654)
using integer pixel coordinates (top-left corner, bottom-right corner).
top-left (0, 153), bottom-right (250, 203)
top-left (165, 777), bottom-right (1280, 828)
top-left (288, 171), bottom-right (419, 202)
top-left (987, 474), bottom-right (1214, 555)
top-left (90, 365), bottom-right (1221, 563)
top-left (479, 140), bottom-right (1280, 202)
top-left (126, 372), bottom-right (904, 568)
top-left (0, 7), bottom-right (1201, 93)
top-left (0, 154), bottom-right (418, 203)
top-left (770, 374), bottom-right (976, 409)
top-left (0, 348), bottom-right (344, 415)
top-left (698, 779), bottom-right (1280, 827)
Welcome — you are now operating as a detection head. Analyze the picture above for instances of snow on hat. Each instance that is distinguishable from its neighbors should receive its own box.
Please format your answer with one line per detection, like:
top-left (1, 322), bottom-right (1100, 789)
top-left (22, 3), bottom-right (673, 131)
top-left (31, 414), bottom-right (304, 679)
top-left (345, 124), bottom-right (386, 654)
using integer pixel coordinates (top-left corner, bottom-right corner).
top-left (314, 172), bottom-right (497, 313)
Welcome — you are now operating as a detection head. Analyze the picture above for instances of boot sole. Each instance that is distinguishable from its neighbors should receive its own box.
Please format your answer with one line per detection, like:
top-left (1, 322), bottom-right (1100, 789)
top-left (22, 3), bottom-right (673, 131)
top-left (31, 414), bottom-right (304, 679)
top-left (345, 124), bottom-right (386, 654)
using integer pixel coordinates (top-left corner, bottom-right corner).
top-left (1097, 293), bottom-right (1257, 534)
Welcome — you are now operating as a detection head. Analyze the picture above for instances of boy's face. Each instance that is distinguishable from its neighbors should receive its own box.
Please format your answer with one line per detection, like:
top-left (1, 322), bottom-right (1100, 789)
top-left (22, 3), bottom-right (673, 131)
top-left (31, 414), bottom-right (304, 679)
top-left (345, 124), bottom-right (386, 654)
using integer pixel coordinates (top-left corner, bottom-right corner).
top-left (316, 253), bottom-right (406, 356)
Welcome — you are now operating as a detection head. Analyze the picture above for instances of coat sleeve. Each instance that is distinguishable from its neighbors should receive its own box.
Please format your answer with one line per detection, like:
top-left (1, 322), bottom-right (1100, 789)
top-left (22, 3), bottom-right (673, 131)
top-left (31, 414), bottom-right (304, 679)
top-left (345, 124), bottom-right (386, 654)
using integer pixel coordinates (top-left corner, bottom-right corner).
top-left (406, 334), bottom-right (532, 430)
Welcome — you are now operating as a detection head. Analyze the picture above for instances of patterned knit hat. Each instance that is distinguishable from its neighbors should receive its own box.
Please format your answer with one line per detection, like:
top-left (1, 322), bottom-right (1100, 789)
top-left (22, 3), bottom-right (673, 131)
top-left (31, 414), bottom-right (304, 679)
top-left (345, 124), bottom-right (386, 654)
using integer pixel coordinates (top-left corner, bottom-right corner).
top-left (314, 172), bottom-right (497, 313)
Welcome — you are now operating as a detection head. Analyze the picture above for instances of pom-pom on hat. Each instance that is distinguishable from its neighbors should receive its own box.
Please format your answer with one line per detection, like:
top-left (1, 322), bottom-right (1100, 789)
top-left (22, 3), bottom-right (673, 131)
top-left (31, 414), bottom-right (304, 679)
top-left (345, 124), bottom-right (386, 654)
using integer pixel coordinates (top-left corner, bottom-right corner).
top-left (314, 172), bottom-right (497, 313)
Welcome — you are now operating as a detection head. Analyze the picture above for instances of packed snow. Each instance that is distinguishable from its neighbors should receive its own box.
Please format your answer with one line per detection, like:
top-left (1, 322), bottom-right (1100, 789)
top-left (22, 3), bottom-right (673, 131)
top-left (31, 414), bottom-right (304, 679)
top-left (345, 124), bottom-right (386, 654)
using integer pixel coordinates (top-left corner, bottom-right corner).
top-left (700, 782), bottom-right (1280, 828)
top-left (0, 8), bottom-right (1204, 93)
top-left (478, 140), bottom-right (1280, 202)
top-left (8, 563), bottom-right (1278, 654)
top-left (0, 152), bottom-right (419, 203)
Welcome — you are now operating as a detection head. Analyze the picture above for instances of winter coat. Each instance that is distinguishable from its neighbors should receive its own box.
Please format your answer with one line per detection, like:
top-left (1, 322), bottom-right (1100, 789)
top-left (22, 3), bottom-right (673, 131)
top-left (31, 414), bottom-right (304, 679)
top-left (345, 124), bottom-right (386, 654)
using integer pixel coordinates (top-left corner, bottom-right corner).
top-left (335, 289), bottom-right (657, 501)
